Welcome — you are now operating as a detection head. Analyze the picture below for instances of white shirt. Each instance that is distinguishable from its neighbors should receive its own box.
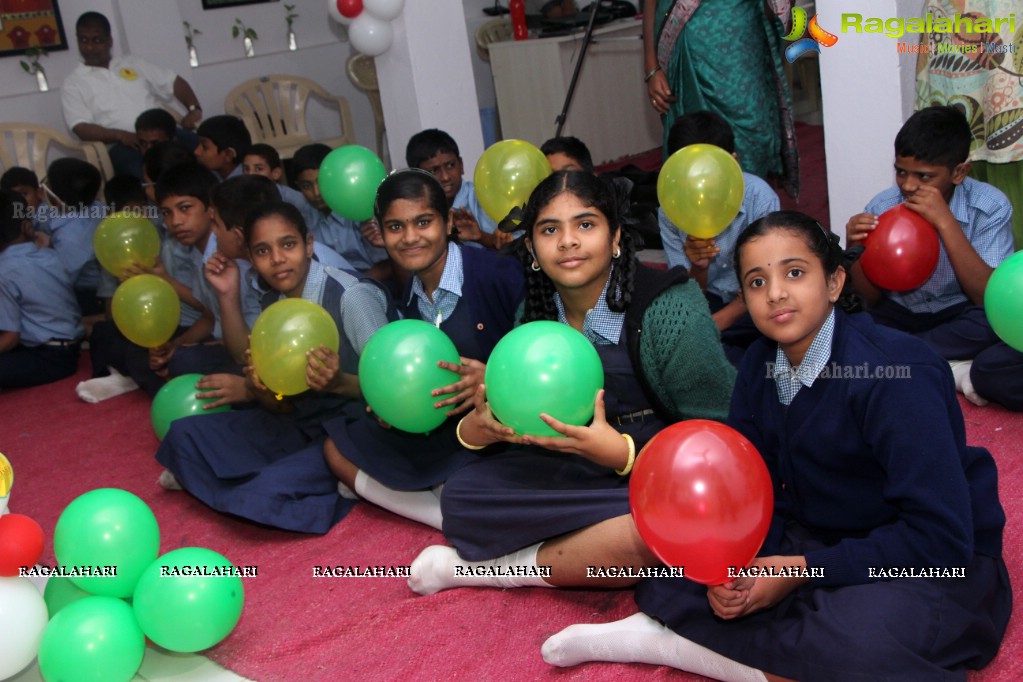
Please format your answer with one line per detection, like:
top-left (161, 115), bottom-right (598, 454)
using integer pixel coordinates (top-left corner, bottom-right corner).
top-left (62, 55), bottom-right (177, 133)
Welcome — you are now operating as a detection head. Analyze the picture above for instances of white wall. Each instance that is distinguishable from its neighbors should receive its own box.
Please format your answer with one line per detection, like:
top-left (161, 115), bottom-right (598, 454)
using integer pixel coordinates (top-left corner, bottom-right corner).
top-left (1, 0), bottom-right (378, 154)
top-left (818, 0), bottom-right (925, 238)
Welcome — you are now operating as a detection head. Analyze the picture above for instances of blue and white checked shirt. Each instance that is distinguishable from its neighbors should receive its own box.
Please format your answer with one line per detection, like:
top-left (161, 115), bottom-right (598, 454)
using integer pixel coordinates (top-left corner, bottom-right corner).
top-left (406, 242), bottom-right (463, 326)
top-left (773, 308), bottom-right (835, 406)
top-left (864, 177), bottom-right (1014, 313)
top-left (553, 276), bottom-right (624, 346)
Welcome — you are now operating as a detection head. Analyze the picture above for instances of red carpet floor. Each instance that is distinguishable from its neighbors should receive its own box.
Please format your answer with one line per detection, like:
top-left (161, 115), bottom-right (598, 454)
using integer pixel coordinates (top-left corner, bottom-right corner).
top-left (1, 353), bottom-right (1019, 681)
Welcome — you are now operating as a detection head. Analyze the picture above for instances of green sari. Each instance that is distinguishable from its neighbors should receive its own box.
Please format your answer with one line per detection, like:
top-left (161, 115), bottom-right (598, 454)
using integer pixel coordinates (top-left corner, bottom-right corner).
top-left (655, 0), bottom-right (799, 196)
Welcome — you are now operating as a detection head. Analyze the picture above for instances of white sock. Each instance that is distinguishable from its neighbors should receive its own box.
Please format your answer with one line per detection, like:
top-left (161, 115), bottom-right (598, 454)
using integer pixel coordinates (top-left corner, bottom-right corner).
top-left (157, 469), bottom-right (182, 491)
top-left (76, 368), bottom-right (139, 403)
top-left (949, 360), bottom-right (989, 406)
top-left (354, 470), bottom-right (443, 530)
top-left (542, 613), bottom-right (767, 681)
top-left (337, 480), bottom-right (359, 499)
top-left (408, 543), bottom-right (552, 595)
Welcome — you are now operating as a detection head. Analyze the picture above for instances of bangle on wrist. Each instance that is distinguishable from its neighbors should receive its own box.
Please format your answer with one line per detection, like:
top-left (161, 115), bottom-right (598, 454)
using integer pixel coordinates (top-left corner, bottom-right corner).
top-left (187, 104), bottom-right (202, 113)
top-left (456, 415), bottom-right (487, 451)
top-left (644, 66), bottom-right (660, 82)
top-left (615, 433), bottom-right (636, 476)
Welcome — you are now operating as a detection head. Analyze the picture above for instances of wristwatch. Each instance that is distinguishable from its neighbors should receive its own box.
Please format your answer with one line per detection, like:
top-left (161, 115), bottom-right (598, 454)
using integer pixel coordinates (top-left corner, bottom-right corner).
top-left (187, 104), bottom-right (202, 114)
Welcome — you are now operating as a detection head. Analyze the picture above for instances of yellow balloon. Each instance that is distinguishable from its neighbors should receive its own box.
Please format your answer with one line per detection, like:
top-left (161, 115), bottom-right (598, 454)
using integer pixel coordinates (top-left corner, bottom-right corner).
top-left (112, 275), bottom-right (181, 348)
top-left (250, 299), bottom-right (341, 396)
top-left (656, 144), bottom-right (745, 240)
top-left (93, 211), bottom-right (161, 278)
top-left (473, 140), bottom-right (551, 224)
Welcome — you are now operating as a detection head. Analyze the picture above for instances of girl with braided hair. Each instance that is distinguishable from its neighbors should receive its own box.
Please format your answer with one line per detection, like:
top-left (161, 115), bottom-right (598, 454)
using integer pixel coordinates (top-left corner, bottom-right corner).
top-left (408, 170), bottom-right (736, 594)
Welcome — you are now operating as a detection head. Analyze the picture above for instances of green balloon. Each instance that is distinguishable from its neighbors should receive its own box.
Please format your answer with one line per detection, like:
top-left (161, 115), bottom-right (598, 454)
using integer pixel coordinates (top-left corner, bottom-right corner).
top-left (38, 596), bottom-right (145, 682)
top-left (985, 250), bottom-right (1023, 352)
top-left (151, 373), bottom-right (230, 440)
top-left (318, 145), bottom-right (387, 221)
top-left (484, 321), bottom-right (604, 437)
top-left (358, 320), bottom-right (461, 433)
top-left (132, 547), bottom-right (245, 653)
top-left (93, 211), bottom-right (161, 279)
top-left (43, 575), bottom-right (91, 618)
top-left (250, 298), bottom-right (341, 396)
top-left (112, 274), bottom-right (181, 348)
top-left (53, 489), bottom-right (160, 598)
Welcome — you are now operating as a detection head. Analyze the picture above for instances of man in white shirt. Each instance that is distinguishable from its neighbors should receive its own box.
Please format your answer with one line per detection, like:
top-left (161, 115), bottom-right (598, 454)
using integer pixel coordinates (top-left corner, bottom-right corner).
top-left (61, 11), bottom-right (204, 177)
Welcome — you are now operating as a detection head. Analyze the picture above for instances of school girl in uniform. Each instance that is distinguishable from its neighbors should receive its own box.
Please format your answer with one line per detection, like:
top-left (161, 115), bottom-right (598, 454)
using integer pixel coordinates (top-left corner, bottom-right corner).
top-left (540, 211), bottom-right (1011, 681)
top-left (155, 201), bottom-right (392, 533)
top-left (321, 169), bottom-right (524, 529)
top-left (408, 170), bottom-right (736, 594)
top-left (0, 189), bottom-right (85, 388)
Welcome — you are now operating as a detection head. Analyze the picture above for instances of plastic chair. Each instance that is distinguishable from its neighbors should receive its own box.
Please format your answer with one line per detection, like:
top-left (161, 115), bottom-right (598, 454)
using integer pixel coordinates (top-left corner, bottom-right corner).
top-left (345, 54), bottom-right (390, 168)
top-left (0, 123), bottom-right (114, 181)
top-left (223, 75), bottom-right (355, 159)
top-left (476, 17), bottom-right (513, 62)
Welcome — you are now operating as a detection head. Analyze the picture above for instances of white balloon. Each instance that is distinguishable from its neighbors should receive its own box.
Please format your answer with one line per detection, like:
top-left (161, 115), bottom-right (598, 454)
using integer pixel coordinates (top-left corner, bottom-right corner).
top-left (349, 13), bottom-right (393, 56)
top-left (326, 0), bottom-right (355, 26)
top-left (0, 577), bottom-right (48, 679)
top-left (364, 0), bottom-right (405, 21)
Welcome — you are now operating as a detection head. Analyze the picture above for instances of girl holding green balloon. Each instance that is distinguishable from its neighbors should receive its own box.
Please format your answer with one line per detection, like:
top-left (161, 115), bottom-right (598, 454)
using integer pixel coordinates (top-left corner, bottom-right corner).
top-left (322, 169), bottom-right (524, 530)
top-left (155, 201), bottom-right (392, 533)
top-left (409, 171), bottom-right (736, 594)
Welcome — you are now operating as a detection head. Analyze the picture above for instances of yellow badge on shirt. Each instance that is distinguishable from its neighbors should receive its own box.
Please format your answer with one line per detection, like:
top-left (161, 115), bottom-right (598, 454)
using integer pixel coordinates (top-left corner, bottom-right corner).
top-left (119, 67), bottom-right (138, 81)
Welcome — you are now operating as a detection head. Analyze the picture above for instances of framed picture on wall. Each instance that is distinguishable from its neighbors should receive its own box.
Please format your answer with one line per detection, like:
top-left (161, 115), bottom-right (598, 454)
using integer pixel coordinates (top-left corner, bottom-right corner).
top-left (202, 0), bottom-right (279, 9)
top-left (0, 0), bottom-right (69, 58)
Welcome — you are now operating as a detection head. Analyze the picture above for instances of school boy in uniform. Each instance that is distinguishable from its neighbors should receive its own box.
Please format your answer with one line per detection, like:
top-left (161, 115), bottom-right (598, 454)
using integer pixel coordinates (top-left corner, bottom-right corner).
top-left (846, 105), bottom-right (1021, 411)
top-left (0, 189), bottom-right (84, 389)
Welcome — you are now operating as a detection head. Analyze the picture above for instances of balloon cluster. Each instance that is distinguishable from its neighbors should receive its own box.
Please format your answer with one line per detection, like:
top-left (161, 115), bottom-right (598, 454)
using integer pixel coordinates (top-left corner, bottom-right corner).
top-left (0, 486), bottom-right (245, 682)
top-left (94, 213), bottom-right (181, 348)
top-left (630, 421), bottom-right (774, 585)
top-left (328, 0), bottom-right (405, 56)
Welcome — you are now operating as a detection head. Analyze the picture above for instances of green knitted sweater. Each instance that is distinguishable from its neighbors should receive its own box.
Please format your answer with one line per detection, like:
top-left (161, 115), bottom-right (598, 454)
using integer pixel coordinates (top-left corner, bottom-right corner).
top-left (626, 265), bottom-right (737, 423)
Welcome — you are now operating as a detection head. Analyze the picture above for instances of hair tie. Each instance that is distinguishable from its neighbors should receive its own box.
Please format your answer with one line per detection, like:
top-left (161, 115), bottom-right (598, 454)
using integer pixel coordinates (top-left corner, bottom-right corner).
top-left (498, 205), bottom-right (525, 234)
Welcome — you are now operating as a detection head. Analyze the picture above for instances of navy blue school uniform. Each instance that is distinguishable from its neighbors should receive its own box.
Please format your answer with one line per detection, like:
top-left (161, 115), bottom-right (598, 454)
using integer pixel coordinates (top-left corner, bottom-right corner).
top-left (0, 242), bottom-right (84, 388)
top-left (156, 261), bottom-right (392, 533)
top-left (323, 243), bottom-right (524, 490)
top-left (635, 309), bottom-right (1010, 681)
top-left (440, 265), bottom-right (736, 561)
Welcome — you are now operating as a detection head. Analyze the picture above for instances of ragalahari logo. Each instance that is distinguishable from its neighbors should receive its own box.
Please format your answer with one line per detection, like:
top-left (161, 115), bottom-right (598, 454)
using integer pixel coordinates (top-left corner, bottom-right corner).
top-left (783, 6), bottom-right (838, 62)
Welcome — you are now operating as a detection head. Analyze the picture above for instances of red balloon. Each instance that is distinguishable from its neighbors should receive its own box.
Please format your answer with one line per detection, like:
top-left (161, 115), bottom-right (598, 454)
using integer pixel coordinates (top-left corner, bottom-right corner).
top-left (629, 420), bottom-right (773, 585)
top-left (0, 513), bottom-right (45, 576)
top-left (337, 0), bottom-right (363, 18)
top-left (859, 204), bottom-right (940, 291)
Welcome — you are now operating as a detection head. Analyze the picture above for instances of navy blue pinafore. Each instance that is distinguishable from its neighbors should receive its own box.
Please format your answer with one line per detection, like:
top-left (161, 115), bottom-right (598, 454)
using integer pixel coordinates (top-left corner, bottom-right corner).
top-left (155, 276), bottom-right (363, 534)
top-left (439, 330), bottom-right (667, 561)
